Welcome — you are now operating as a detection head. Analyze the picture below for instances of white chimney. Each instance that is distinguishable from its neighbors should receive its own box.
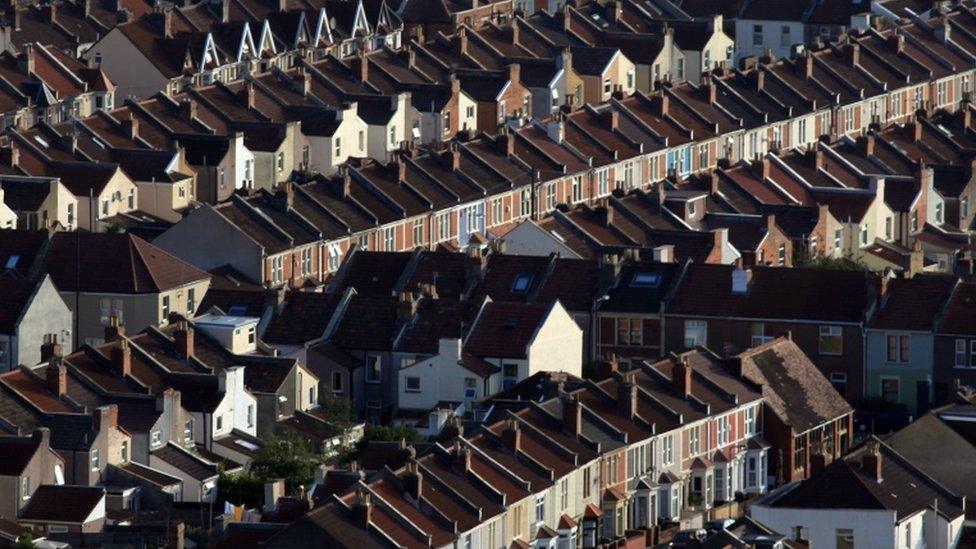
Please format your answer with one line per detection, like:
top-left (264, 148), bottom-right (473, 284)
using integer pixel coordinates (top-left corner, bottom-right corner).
top-left (653, 245), bottom-right (674, 263)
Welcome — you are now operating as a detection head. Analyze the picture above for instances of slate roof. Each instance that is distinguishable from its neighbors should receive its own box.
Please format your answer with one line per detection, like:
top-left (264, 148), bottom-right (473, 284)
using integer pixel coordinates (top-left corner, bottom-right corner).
top-left (464, 301), bottom-right (551, 359)
top-left (885, 411), bottom-right (976, 506)
top-left (19, 485), bottom-right (105, 523)
top-left (737, 338), bottom-right (852, 433)
top-left (151, 443), bottom-right (220, 481)
top-left (0, 277), bottom-right (41, 334)
top-left (868, 275), bottom-right (956, 331)
top-left (936, 282), bottom-right (976, 336)
top-left (668, 264), bottom-right (872, 323)
top-left (262, 291), bottom-right (343, 345)
top-left (43, 232), bottom-right (209, 294)
top-left (767, 439), bottom-right (964, 521)
top-left (0, 434), bottom-right (41, 475)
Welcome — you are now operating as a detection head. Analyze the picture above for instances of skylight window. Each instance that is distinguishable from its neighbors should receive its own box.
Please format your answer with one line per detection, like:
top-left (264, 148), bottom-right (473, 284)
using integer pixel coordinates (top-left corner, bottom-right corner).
top-left (4, 255), bottom-right (18, 270)
top-left (631, 272), bottom-right (661, 287)
top-left (511, 275), bottom-right (533, 293)
top-left (33, 136), bottom-right (49, 148)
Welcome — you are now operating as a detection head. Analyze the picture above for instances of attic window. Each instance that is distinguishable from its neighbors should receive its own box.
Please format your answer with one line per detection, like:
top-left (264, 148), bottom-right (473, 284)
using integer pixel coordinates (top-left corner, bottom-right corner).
top-left (511, 275), bottom-right (533, 293)
top-left (4, 255), bottom-right (18, 270)
top-left (631, 272), bottom-right (661, 288)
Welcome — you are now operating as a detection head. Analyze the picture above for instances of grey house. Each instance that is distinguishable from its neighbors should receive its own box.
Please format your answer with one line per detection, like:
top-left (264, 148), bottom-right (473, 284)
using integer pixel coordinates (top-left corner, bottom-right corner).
top-left (0, 274), bottom-right (72, 372)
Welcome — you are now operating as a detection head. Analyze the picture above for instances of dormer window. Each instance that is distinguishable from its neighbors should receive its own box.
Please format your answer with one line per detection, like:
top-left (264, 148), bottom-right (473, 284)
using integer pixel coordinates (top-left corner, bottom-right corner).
top-left (511, 275), bottom-right (533, 293)
top-left (687, 200), bottom-right (697, 217)
top-left (631, 273), bottom-right (661, 288)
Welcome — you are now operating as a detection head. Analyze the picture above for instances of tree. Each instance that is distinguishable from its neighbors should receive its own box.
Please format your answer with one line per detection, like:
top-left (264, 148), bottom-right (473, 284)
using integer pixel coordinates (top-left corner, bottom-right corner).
top-left (360, 423), bottom-right (421, 446)
top-left (797, 253), bottom-right (868, 271)
top-left (317, 393), bottom-right (354, 431)
top-left (11, 534), bottom-right (37, 549)
top-left (250, 432), bottom-right (319, 494)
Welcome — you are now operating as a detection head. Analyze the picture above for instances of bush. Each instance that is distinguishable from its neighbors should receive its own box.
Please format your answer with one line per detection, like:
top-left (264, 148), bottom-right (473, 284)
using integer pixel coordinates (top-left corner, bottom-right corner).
top-left (218, 471), bottom-right (266, 508)
top-left (249, 433), bottom-right (320, 495)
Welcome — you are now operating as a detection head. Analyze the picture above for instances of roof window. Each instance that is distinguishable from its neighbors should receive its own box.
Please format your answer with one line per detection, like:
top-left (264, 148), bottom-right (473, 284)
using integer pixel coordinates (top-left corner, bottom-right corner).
top-left (511, 275), bottom-right (533, 293)
top-left (631, 272), bottom-right (661, 287)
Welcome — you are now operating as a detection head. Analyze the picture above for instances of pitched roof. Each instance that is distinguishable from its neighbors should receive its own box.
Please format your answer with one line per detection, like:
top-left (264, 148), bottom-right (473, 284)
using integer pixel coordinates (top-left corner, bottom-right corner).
top-left (767, 439), bottom-right (964, 521)
top-left (262, 291), bottom-right (343, 345)
top-left (151, 443), bottom-right (220, 481)
top-left (885, 411), bottom-right (976, 504)
top-left (44, 232), bottom-right (209, 294)
top-left (0, 277), bottom-right (42, 334)
top-left (464, 301), bottom-right (551, 359)
top-left (868, 275), bottom-right (956, 331)
top-left (668, 264), bottom-right (871, 323)
top-left (936, 282), bottom-right (976, 336)
top-left (20, 485), bottom-right (105, 523)
top-left (0, 433), bottom-right (42, 475)
top-left (737, 338), bottom-right (852, 433)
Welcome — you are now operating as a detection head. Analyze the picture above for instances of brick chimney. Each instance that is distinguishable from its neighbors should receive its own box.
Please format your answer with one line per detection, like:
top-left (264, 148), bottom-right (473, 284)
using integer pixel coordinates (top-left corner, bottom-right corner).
top-left (244, 82), bottom-right (256, 109)
top-left (40, 334), bottom-right (62, 364)
top-left (31, 427), bottom-right (50, 447)
top-left (403, 462), bottom-right (423, 500)
top-left (857, 134), bottom-right (875, 156)
top-left (862, 440), bottom-right (883, 482)
top-left (562, 395), bottom-right (582, 436)
top-left (753, 157), bottom-right (770, 180)
top-left (173, 322), bottom-right (194, 359)
top-left (846, 43), bottom-right (860, 67)
top-left (507, 64), bottom-right (520, 87)
top-left (802, 53), bottom-right (813, 78)
top-left (111, 339), bottom-right (132, 378)
top-left (457, 446), bottom-right (472, 473)
top-left (121, 115), bottom-right (138, 140)
top-left (672, 356), bottom-right (692, 396)
top-left (45, 358), bottom-right (67, 397)
top-left (352, 50), bottom-right (368, 83)
top-left (616, 374), bottom-right (638, 419)
top-left (352, 490), bottom-right (372, 526)
top-left (104, 314), bottom-right (125, 342)
top-left (501, 419), bottom-right (521, 452)
top-left (605, 109), bottom-right (619, 131)
top-left (180, 99), bottom-right (197, 121)
top-left (449, 142), bottom-right (461, 171)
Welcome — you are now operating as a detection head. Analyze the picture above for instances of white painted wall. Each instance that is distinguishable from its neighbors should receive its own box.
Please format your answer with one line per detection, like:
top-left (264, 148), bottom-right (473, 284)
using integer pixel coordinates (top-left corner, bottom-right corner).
top-left (527, 301), bottom-right (583, 377)
top-left (750, 504), bottom-right (896, 548)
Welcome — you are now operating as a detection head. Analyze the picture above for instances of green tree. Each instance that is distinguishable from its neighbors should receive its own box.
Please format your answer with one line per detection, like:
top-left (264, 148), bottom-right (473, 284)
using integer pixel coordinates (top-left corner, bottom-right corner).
top-left (250, 433), bottom-right (319, 494)
top-left (360, 423), bottom-right (421, 445)
top-left (12, 533), bottom-right (37, 549)
top-left (798, 253), bottom-right (868, 271)
top-left (317, 393), bottom-right (354, 431)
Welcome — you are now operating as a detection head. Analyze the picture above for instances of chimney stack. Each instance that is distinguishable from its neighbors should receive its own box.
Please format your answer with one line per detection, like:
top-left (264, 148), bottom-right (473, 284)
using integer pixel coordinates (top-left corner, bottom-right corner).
top-left (403, 462), bottom-right (423, 500)
top-left (174, 322), bottom-right (194, 359)
top-left (111, 339), bottom-right (132, 378)
top-left (501, 419), bottom-right (521, 452)
top-left (40, 334), bottom-right (62, 364)
top-left (104, 315), bottom-right (125, 342)
top-left (352, 490), bottom-right (372, 526)
top-left (862, 441), bottom-right (883, 483)
top-left (616, 374), bottom-right (638, 419)
top-left (562, 395), bottom-right (582, 436)
top-left (672, 356), bottom-right (692, 395)
top-left (45, 358), bottom-right (67, 397)
top-left (396, 292), bottom-right (418, 322)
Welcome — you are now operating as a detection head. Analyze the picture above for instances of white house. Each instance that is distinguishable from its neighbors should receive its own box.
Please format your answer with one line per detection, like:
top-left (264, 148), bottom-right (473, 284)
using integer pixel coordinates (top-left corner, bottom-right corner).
top-left (398, 299), bottom-right (583, 413)
top-left (750, 439), bottom-right (966, 549)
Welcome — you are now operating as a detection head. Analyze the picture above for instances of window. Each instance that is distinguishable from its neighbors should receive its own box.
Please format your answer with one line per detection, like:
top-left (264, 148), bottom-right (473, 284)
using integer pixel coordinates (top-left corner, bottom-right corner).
top-left (689, 425), bottom-right (701, 455)
top-left (535, 494), bottom-right (545, 523)
top-left (560, 478), bottom-right (568, 509)
top-left (437, 212), bottom-right (450, 242)
top-left (358, 130), bottom-right (364, 151)
top-left (684, 320), bottom-right (707, 347)
top-left (120, 440), bottom-right (128, 462)
top-left (546, 181), bottom-right (556, 210)
top-left (301, 145), bottom-right (310, 168)
top-left (161, 296), bottom-right (170, 321)
top-left (383, 227), bottom-right (395, 251)
top-left (798, 118), bottom-right (807, 143)
top-left (676, 57), bottom-right (684, 80)
top-left (328, 244), bottom-right (342, 272)
top-left (962, 197), bottom-right (969, 219)
top-left (703, 50), bottom-right (711, 71)
top-left (186, 287), bottom-right (196, 313)
top-left (503, 363), bottom-right (518, 389)
top-left (413, 218), bottom-right (423, 244)
top-left (793, 435), bottom-right (806, 470)
top-left (151, 430), bottom-right (161, 446)
top-left (830, 372), bottom-right (847, 394)
top-left (248, 325), bottom-right (256, 344)
top-left (937, 81), bottom-right (947, 106)
top-left (906, 523), bottom-right (912, 548)
top-left (276, 152), bottom-right (284, 172)
top-left (778, 244), bottom-right (786, 265)
top-left (886, 334), bottom-right (910, 363)
top-left (859, 224), bottom-right (868, 246)
top-left (299, 248), bottom-right (312, 276)
top-left (753, 24), bottom-right (763, 46)
top-left (882, 377), bottom-right (900, 403)
top-left (405, 376), bottom-right (420, 392)
top-left (520, 187), bottom-right (531, 216)
top-left (911, 210), bottom-right (919, 232)
top-left (389, 126), bottom-right (397, 146)
top-left (718, 415), bottom-right (728, 446)
top-left (101, 197), bottom-right (109, 216)
top-left (935, 202), bottom-right (944, 223)
top-left (780, 25), bottom-right (790, 47)
top-left (597, 169), bottom-right (609, 196)
top-left (914, 86), bottom-right (924, 109)
top-left (745, 406), bottom-right (756, 435)
top-left (334, 137), bottom-right (341, 158)
top-left (216, 415), bottom-right (224, 431)
top-left (698, 144), bottom-right (708, 170)
top-left (662, 434), bottom-right (674, 465)
top-left (615, 318), bottom-right (643, 346)
top-left (956, 339), bottom-right (968, 367)
top-left (583, 466), bottom-right (591, 498)
top-left (834, 228), bottom-right (843, 250)
top-left (603, 78), bottom-right (612, 95)
top-left (844, 106), bottom-right (855, 132)
top-left (498, 102), bottom-right (507, 122)
top-left (271, 256), bottom-right (283, 284)
top-left (91, 448), bottom-right (100, 470)
top-left (21, 476), bottom-right (29, 499)
top-left (183, 419), bottom-right (193, 442)
top-left (626, 69), bottom-right (634, 89)
top-left (885, 217), bottom-right (893, 239)
top-left (571, 176), bottom-right (582, 203)
top-left (819, 326), bottom-right (843, 355)
top-left (490, 197), bottom-right (503, 226)
top-left (366, 355), bottom-right (381, 383)
top-left (464, 377), bottom-right (477, 399)
top-left (511, 275), bottom-right (533, 293)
